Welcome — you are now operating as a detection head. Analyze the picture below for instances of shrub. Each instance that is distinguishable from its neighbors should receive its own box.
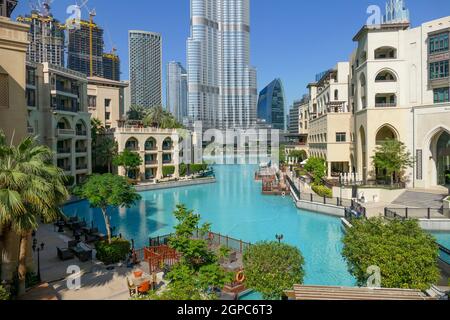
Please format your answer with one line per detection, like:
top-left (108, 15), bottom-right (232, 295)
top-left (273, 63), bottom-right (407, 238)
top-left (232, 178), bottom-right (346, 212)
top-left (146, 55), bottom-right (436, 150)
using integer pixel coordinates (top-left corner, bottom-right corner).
top-left (95, 238), bottom-right (131, 265)
top-left (304, 157), bottom-right (326, 184)
top-left (162, 166), bottom-right (175, 177)
top-left (342, 218), bottom-right (440, 290)
top-left (179, 163), bottom-right (208, 176)
top-left (312, 184), bottom-right (332, 198)
top-left (0, 285), bottom-right (10, 300)
top-left (243, 241), bottom-right (304, 300)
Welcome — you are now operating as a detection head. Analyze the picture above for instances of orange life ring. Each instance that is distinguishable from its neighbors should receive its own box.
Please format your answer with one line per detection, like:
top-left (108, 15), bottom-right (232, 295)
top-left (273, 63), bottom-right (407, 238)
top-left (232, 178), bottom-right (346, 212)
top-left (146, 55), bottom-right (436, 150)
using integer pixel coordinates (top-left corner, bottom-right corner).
top-left (235, 271), bottom-right (245, 283)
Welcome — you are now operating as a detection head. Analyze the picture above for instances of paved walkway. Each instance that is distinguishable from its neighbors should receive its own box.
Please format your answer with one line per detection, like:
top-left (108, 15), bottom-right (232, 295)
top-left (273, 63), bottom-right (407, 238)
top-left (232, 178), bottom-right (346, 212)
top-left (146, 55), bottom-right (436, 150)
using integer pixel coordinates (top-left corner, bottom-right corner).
top-left (22, 224), bottom-right (163, 300)
top-left (392, 190), bottom-right (447, 208)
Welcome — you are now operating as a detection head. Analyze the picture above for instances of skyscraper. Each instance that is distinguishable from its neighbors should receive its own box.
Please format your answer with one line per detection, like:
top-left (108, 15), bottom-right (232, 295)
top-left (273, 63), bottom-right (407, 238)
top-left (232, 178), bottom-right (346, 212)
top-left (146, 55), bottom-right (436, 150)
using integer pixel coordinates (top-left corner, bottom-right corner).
top-left (16, 9), bottom-right (65, 66)
top-left (187, 0), bottom-right (257, 130)
top-left (103, 51), bottom-right (120, 81)
top-left (129, 30), bottom-right (162, 108)
top-left (167, 62), bottom-right (188, 122)
top-left (68, 19), bottom-right (104, 77)
top-left (257, 79), bottom-right (285, 130)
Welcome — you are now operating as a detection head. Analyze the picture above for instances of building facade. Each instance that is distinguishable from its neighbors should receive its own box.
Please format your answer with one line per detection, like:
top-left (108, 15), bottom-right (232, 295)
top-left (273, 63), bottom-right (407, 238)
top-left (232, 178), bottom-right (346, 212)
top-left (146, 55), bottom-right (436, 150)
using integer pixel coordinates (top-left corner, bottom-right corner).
top-left (129, 30), bottom-right (162, 108)
top-left (307, 62), bottom-right (352, 178)
top-left (187, 0), bottom-right (258, 130)
top-left (87, 76), bottom-right (128, 129)
top-left (257, 78), bottom-right (285, 130)
top-left (68, 20), bottom-right (104, 78)
top-left (26, 62), bottom-right (92, 185)
top-left (114, 128), bottom-right (182, 181)
top-left (350, 15), bottom-right (450, 190)
top-left (167, 61), bottom-right (188, 122)
top-left (0, 2), bottom-right (31, 284)
top-left (16, 10), bottom-right (65, 67)
top-left (288, 102), bottom-right (300, 135)
top-left (102, 52), bottom-right (120, 81)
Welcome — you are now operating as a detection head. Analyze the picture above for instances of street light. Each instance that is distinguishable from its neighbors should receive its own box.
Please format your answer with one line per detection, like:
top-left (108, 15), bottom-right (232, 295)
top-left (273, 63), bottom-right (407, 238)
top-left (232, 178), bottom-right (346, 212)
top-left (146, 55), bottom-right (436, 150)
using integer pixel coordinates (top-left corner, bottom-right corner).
top-left (32, 237), bottom-right (45, 283)
top-left (275, 234), bottom-right (284, 244)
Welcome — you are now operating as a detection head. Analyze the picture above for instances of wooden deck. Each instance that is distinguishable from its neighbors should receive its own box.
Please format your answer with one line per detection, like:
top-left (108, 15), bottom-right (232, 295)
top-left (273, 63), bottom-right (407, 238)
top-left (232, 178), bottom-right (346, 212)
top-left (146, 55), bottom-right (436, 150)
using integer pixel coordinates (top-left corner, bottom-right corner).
top-left (285, 285), bottom-right (435, 301)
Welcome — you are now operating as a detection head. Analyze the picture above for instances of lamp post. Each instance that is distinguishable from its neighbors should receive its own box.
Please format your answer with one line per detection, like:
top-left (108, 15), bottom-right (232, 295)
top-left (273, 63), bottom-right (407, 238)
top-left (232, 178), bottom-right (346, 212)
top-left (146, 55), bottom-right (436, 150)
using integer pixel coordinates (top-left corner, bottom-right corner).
top-left (32, 237), bottom-right (45, 283)
top-left (339, 175), bottom-right (343, 206)
top-left (275, 234), bottom-right (284, 244)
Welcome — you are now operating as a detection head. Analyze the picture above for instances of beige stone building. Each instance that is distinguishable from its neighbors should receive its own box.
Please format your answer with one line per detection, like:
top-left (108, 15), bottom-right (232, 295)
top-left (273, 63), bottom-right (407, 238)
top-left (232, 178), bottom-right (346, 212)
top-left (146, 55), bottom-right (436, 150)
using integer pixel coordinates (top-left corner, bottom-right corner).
top-left (0, 4), bottom-right (32, 286)
top-left (27, 62), bottom-right (92, 184)
top-left (87, 76), bottom-right (128, 129)
top-left (307, 63), bottom-right (353, 178)
top-left (350, 16), bottom-right (450, 190)
top-left (114, 127), bottom-right (184, 181)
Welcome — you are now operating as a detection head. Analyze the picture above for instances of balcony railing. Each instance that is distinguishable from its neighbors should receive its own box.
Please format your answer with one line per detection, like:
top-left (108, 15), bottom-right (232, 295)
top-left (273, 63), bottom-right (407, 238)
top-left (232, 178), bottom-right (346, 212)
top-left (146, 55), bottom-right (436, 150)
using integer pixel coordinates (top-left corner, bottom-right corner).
top-left (55, 83), bottom-right (79, 96)
top-left (76, 130), bottom-right (87, 137)
top-left (375, 102), bottom-right (397, 108)
top-left (145, 160), bottom-right (158, 165)
top-left (58, 165), bottom-right (71, 172)
top-left (53, 104), bottom-right (80, 113)
top-left (57, 147), bottom-right (71, 154)
top-left (57, 129), bottom-right (76, 136)
top-left (163, 159), bottom-right (173, 165)
top-left (76, 147), bottom-right (87, 153)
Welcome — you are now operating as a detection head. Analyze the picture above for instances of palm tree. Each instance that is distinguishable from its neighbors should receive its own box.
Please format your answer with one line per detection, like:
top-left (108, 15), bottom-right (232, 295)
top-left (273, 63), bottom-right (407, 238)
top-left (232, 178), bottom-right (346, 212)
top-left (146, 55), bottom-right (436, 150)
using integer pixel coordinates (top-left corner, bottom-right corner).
top-left (0, 131), bottom-right (68, 295)
top-left (143, 106), bottom-right (165, 128)
top-left (127, 105), bottom-right (148, 121)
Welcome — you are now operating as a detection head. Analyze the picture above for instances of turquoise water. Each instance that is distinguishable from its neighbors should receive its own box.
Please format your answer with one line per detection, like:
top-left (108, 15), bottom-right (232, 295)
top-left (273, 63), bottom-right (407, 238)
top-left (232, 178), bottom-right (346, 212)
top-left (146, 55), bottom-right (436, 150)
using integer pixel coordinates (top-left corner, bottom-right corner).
top-left (64, 164), bottom-right (358, 286)
top-left (238, 291), bottom-right (263, 301)
top-left (433, 233), bottom-right (450, 249)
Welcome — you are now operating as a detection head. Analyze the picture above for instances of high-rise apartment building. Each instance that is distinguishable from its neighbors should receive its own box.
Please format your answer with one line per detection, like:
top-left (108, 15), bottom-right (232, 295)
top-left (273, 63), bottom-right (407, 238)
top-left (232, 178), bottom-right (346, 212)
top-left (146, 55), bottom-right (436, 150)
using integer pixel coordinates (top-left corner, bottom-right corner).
top-left (187, 0), bottom-right (257, 130)
top-left (257, 79), bottom-right (285, 130)
top-left (68, 20), bottom-right (104, 77)
top-left (103, 52), bottom-right (120, 81)
top-left (167, 62), bottom-right (188, 122)
top-left (129, 30), bottom-right (162, 108)
top-left (16, 9), bottom-right (65, 66)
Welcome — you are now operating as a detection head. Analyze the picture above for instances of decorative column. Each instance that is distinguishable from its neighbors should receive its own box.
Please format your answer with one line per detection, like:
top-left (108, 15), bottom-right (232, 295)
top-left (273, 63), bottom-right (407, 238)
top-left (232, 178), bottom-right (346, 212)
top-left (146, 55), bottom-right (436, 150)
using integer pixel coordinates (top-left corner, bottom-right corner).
top-left (174, 142), bottom-right (180, 179)
top-left (156, 151), bottom-right (163, 180)
top-left (328, 162), bottom-right (332, 179)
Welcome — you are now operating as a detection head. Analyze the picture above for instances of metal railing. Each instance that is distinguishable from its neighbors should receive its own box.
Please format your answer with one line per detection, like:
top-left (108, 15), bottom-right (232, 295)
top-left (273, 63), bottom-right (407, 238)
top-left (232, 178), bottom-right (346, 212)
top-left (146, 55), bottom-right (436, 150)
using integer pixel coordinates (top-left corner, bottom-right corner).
top-left (385, 207), bottom-right (449, 220)
top-left (439, 244), bottom-right (450, 267)
top-left (149, 230), bottom-right (252, 254)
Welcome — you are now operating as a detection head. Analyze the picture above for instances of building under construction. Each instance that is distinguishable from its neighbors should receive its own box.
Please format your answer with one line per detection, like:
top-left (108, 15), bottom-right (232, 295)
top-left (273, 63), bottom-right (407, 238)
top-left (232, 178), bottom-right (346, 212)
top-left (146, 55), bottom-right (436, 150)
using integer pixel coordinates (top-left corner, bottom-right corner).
top-left (102, 52), bottom-right (120, 81)
top-left (16, 10), bottom-right (66, 66)
top-left (68, 19), bottom-right (104, 77)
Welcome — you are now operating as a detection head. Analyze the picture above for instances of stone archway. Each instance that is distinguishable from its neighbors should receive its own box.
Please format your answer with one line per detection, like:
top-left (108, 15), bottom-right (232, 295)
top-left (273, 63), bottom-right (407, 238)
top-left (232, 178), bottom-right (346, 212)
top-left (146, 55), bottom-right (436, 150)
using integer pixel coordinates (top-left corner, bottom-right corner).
top-left (424, 127), bottom-right (450, 189)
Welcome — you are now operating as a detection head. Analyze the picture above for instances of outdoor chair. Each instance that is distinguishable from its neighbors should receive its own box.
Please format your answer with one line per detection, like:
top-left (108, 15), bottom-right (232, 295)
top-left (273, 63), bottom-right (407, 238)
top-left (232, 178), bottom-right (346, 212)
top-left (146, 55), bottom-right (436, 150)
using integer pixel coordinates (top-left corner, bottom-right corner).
top-left (137, 281), bottom-right (151, 295)
top-left (68, 240), bottom-right (79, 250)
top-left (57, 247), bottom-right (75, 261)
top-left (73, 243), bottom-right (93, 262)
top-left (127, 278), bottom-right (137, 297)
top-left (84, 233), bottom-right (99, 243)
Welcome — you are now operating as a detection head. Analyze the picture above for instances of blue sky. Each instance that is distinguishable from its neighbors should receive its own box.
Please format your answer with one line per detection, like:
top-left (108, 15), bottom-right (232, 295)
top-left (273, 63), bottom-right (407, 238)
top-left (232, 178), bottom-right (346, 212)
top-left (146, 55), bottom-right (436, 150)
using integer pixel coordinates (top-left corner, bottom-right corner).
top-left (13, 0), bottom-right (449, 109)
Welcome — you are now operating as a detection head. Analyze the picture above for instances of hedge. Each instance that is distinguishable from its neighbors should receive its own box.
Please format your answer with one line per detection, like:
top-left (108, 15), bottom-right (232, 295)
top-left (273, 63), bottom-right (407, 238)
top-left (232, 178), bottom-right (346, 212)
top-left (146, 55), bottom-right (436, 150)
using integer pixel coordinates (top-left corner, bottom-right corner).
top-left (95, 238), bottom-right (131, 265)
top-left (179, 163), bottom-right (208, 177)
top-left (312, 184), bottom-right (333, 198)
top-left (162, 166), bottom-right (175, 177)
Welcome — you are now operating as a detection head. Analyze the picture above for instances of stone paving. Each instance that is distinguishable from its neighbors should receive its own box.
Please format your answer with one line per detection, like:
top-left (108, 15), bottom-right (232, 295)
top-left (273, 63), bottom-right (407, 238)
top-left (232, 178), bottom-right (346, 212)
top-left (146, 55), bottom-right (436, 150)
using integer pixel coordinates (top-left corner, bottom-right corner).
top-left (22, 224), bottom-right (163, 300)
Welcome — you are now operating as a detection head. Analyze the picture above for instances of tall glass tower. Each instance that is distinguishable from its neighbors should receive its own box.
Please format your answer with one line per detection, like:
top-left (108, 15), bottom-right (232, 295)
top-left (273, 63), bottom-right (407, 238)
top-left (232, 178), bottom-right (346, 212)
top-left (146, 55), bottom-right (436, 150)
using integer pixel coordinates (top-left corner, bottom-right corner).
top-left (167, 61), bottom-right (188, 122)
top-left (187, 0), bottom-right (257, 130)
top-left (129, 30), bottom-right (162, 108)
top-left (257, 79), bottom-right (286, 131)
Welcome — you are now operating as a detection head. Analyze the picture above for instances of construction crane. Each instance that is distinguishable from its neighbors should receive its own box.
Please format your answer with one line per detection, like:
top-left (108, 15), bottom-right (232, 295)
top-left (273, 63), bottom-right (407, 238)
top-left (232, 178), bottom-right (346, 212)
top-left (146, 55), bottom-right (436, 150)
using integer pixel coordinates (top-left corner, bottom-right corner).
top-left (88, 8), bottom-right (96, 77)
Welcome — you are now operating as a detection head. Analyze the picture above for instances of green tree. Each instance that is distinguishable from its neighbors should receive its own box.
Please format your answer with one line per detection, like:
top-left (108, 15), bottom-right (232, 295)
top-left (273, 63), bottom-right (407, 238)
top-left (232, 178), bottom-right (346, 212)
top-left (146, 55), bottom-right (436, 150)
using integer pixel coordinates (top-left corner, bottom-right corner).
top-left (304, 157), bottom-right (327, 184)
top-left (289, 150), bottom-right (307, 162)
top-left (113, 149), bottom-right (142, 178)
top-left (143, 106), bottom-right (183, 129)
top-left (243, 241), bottom-right (305, 300)
top-left (95, 136), bottom-right (118, 173)
top-left (278, 145), bottom-right (286, 164)
top-left (372, 139), bottom-right (414, 185)
top-left (0, 132), bottom-right (69, 295)
top-left (342, 218), bottom-right (440, 290)
top-left (144, 205), bottom-right (232, 300)
top-left (0, 285), bottom-right (9, 300)
top-left (74, 174), bottom-right (141, 244)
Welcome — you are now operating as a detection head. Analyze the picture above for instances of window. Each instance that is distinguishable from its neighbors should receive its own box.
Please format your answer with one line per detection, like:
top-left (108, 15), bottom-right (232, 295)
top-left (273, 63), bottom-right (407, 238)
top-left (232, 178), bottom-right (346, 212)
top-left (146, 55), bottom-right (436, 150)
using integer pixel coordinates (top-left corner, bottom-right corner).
top-left (0, 74), bottom-right (9, 108)
top-left (88, 95), bottom-right (97, 108)
top-left (429, 33), bottom-right (449, 54)
top-left (430, 60), bottom-right (449, 79)
top-left (105, 112), bottom-right (111, 120)
top-left (105, 99), bottom-right (111, 107)
top-left (434, 87), bottom-right (450, 103)
top-left (336, 132), bottom-right (347, 143)
top-left (26, 89), bottom-right (36, 107)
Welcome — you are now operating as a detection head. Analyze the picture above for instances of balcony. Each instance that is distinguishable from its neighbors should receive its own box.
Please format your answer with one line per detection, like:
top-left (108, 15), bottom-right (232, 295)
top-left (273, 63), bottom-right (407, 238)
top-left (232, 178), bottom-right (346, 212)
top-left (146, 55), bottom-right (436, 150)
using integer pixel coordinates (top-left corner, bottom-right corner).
top-left (53, 104), bottom-right (80, 113)
top-left (76, 147), bottom-right (87, 153)
top-left (76, 130), bottom-right (87, 137)
top-left (58, 164), bottom-right (71, 172)
top-left (375, 102), bottom-right (397, 108)
top-left (55, 83), bottom-right (79, 96)
top-left (145, 160), bottom-right (158, 166)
